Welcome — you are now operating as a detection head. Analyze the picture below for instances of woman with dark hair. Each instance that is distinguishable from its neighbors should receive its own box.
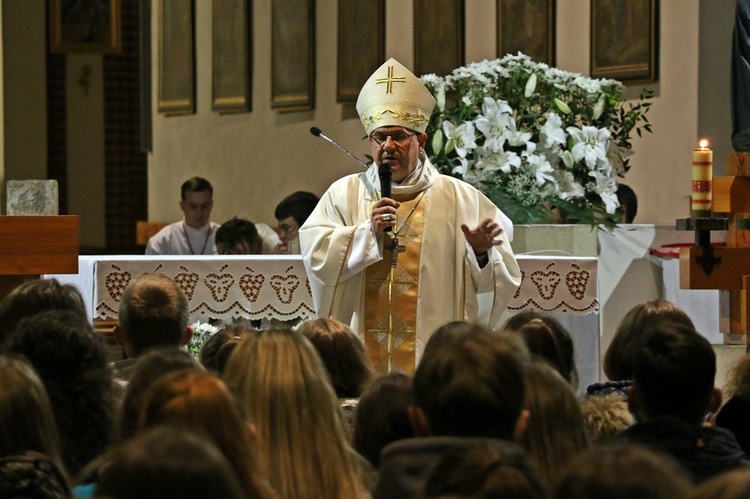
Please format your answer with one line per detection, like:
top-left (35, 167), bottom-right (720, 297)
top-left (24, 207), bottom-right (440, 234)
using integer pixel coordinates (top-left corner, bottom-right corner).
top-left (0, 355), bottom-right (71, 498)
top-left (4, 310), bottom-right (117, 478)
top-left (96, 426), bottom-right (246, 499)
top-left (0, 278), bottom-right (88, 345)
top-left (352, 373), bottom-right (414, 469)
top-left (503, 311), bottom-right (578, 387)
top-left (520, 361), bottom-right (589, 486)
top-left (118, 349), bottom-right (202, 441)
top-left (297, 318), bottom-right (375, 398)
top-left (139, 369), bottom-right (270, 498)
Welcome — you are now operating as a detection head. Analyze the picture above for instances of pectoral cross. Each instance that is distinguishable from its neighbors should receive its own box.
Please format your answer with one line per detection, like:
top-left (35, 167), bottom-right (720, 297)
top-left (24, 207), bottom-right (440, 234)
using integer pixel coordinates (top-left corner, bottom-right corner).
top-left (386, 236), bottom-right (406, 267)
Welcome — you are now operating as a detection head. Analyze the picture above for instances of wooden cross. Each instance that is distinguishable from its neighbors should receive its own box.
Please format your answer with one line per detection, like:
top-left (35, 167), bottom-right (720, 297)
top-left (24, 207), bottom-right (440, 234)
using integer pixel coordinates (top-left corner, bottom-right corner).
top-left (386, 236), bottom-right (406, 267)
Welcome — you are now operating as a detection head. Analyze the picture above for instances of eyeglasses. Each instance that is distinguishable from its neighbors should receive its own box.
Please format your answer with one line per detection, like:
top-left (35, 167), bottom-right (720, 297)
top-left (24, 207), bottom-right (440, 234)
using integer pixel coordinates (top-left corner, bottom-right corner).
top-left (370, 131), bottom-right (416, 146)
top-left (278, 223), bottom-right (299, 235)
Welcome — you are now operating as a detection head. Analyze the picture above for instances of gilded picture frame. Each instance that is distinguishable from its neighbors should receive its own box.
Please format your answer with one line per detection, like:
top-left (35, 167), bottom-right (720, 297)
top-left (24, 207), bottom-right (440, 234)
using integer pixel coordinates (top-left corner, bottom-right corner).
top-left (337, 0), bottom-right (385, 103)
top-left (157, 0), bottom-right (195, 115)
top-left (414, 0), bottom-right (465, 77)
top-left (49, 0), bottom-right (122, 53)
top-left (497, 0), bottom-right (556, 65)
top-left (590, 0), bottom-right (659, 83)
top-left (212, 0), bottom-right (252, 113)
top-left (271, 0), bottom-right (315, 112)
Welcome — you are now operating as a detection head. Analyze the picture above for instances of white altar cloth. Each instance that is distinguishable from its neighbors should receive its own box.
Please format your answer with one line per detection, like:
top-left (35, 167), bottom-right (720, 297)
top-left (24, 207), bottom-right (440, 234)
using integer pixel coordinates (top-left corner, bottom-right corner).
top-left (47, 255), bottom-right (598, 322)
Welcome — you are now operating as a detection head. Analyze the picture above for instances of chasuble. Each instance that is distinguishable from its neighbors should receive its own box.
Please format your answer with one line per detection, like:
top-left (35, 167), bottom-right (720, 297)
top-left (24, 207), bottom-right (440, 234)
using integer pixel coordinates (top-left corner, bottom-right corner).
top-left (300, 156), bottom-right (522, 373)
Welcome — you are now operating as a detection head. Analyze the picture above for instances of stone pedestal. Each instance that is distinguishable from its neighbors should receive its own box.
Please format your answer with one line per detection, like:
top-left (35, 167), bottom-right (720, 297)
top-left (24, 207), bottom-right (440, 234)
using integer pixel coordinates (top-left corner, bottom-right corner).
top-left (6, 180), bottom-right (58, 215)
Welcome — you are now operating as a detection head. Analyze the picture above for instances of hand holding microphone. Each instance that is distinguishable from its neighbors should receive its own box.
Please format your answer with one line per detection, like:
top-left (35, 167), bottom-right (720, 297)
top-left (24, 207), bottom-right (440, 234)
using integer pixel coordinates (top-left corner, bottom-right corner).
top-left (379, 162), bottom-right (393, 232)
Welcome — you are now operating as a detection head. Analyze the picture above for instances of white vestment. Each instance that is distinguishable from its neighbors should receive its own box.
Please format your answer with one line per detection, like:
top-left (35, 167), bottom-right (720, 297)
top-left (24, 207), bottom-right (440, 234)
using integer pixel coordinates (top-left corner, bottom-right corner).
top-left (300, 156), bottom-right (522, 364)
top-left (145, 221), bottom-right (280, 255)
top-left (145, 221), bottom-right (220, 255)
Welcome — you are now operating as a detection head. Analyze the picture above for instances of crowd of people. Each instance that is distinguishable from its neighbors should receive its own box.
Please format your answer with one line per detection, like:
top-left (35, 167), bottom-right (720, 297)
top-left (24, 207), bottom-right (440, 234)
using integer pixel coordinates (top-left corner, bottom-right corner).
top-left (2, 275), bottom-right (750, 498)
top-left (2, 58), bottom-right (742, 498)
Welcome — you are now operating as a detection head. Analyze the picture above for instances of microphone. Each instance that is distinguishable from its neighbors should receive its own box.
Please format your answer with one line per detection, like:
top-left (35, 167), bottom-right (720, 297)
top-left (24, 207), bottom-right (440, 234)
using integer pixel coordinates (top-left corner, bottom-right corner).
top-left (379, 162), bottom-right (392, 232)
top-left (310, 127), bottom-right (369, 170)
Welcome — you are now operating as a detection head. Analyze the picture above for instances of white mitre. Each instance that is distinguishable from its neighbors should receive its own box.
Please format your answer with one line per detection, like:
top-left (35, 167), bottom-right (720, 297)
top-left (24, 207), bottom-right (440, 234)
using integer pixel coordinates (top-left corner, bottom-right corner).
top-left (355, 58), bottom-right (437, 135)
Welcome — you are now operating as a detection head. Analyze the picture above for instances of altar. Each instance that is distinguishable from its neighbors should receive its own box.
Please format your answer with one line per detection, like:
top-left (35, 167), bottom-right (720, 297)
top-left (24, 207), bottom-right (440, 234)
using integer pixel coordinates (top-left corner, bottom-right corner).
top-left (47, 254), bottom-right (599, 390)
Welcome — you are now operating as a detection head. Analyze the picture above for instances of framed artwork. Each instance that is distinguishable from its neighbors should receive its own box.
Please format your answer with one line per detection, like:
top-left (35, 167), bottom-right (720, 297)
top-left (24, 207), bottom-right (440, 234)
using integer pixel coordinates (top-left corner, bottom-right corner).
top-left (212, 0), bottom-right (252, 113)
top-left (49, 0), bottom-right (122, 53)
top-left (337, 0), bottom-right (385, 103)
top-left (271, 0), bottom-right (315, 112)
top-left (497, 0), bottom-right (556, 65)
top-left (590, 0), bottom-right (659, 83)
top-left (414, 0), bottom-right (465, 77)
top-left (157, 0), bottom-right (195, 115)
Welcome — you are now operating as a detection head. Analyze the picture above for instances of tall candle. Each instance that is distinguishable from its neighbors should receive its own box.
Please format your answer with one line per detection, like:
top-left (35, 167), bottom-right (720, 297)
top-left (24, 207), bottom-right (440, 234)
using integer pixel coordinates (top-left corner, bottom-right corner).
top-left (691, 139), bottom-right (713, 218)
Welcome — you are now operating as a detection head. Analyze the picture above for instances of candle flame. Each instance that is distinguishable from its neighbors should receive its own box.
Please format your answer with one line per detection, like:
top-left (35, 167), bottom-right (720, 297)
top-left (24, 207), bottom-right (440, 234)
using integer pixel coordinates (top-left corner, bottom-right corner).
top-left (699, 139), bottom-right (709, 149)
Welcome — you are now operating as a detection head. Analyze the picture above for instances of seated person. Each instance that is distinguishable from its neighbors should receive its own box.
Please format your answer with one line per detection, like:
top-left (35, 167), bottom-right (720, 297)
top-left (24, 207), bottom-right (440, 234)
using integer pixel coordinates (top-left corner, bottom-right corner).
top-left (274, 191), bottom-right (319, 254)
top-left (216, 217), bottom-right (281, 255)
top-left (146, 177), bottom-right (220, 255)
top-left (616, 183), bottom-right (638, 223)
top-left (372, 325), bottom-right (531, 498)
top-left (616, 321), bottom-right (750, 483)
top-left (215, 218), bottom-right (263, 255)
top-left (112, 273), bottom-right (193, 381)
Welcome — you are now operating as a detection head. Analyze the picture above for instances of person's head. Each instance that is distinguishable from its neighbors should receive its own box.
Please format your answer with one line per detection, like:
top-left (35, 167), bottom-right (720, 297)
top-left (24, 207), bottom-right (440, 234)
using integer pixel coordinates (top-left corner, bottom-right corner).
top-left (118, 348), bottom-right (203, 441)
top-left (553, 444), bottom-right (692, 499)
top-left (225, 328), bottom-right (363, 498)
top-left (4, 310), bottom-right (116, 476)
top-left (630, 321), bottom-right (718, 424)
top-left (297, 318), bottom-right (375, 398)
top-left (215, 217), bottom-right (263, 254)
top-left (0, 356), bottom-right (61, 462)
top-left (352, 372), bottom-right (414, 468)
top-left (422, 320), bottom-right (497, 360)
top-left (139, 369), bottom-right (268, 499)
top-left (115, 273), bottom-right (191, 358)
top-left (604, 299), bottom-right (695, 381)
top-left (423, 441), bottom-right (546, 499)
top-left (616, 183), bottom-right (638, 223)
top-left (520, 361), bottom-right (589, 485)
top-left (179, 176), bottom-right (214, 229)
top-left (356, 58), bottom-right (436, 183)
top-left (692, 467), bottom-right (750, 499)
top-left (724, 353), bottom-right (750, 399)
top-left (199, 325), bottom-right (249, 374)
top-left (514, 319), bottom-right (570, 383)
top-left (0, 278), bottom-right (88, 345)
top-left (96, 426), bottom-right (246, 499)
top-left (503, 311), bottom-right (578, 387)
top-left (412, 326), bottom-right (529, 441)
top-left (274, 191), bottom-right (319, 243)
top-left (580, 393), bottom-right (635, 445)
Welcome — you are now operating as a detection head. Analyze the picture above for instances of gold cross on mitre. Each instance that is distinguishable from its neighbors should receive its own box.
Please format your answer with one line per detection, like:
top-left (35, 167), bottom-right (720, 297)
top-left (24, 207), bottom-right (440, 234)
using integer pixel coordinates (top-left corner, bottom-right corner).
top-left (375, 65), bottom-right (406, 94)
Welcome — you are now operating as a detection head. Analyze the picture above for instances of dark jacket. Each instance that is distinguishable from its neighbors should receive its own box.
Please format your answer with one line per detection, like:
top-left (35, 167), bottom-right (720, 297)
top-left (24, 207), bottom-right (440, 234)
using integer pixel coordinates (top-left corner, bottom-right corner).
top-left (616, 415), bottom-right (750, 484)
top-left (0, 451), bottom-right (70, 499)
top-left (372, 436), bottom-right (530, 499)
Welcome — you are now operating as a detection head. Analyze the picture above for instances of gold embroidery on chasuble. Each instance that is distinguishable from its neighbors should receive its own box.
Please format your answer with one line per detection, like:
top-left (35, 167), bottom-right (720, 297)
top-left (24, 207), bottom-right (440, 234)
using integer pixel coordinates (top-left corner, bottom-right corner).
top-left (364, 191), bottom-right (425, 375)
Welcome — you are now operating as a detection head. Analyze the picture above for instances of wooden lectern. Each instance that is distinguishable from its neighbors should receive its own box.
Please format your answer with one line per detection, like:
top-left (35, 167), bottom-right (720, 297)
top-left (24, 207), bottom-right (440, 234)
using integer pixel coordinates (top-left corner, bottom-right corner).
top-left (0, 216), bottom-right (79, 297)
top-left (680, 154), bottom-right (750, 343)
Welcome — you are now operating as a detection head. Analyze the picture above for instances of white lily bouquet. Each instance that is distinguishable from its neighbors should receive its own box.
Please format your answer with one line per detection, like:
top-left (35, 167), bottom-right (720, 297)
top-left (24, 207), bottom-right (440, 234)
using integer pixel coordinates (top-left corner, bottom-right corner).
top-left (186, 321), bottom-right (220, 358)
top-left (420, 54), bottom-right (653, 226)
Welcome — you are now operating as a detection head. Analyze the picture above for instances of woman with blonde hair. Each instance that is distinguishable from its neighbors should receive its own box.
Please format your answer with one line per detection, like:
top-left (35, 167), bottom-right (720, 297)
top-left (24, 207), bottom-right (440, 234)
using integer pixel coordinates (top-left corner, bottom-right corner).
top-left (520, 360), bottom-right (589, 486)
top-left (225, 328), bottom-right (365, 499)
top-left (139, 369), bottom-right (270, 499)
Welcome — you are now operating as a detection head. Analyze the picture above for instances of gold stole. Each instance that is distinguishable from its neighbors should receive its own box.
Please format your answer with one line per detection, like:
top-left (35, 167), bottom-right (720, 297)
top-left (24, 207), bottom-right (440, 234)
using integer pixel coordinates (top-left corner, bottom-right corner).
top-left (364, 191), bottom-right (425, 374)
